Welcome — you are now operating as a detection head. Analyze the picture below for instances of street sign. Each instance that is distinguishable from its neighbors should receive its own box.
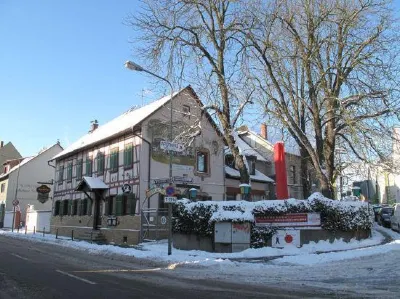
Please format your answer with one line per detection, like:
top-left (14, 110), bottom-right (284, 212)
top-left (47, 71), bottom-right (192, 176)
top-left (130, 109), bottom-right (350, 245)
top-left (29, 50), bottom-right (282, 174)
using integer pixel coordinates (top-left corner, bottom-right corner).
top-left (165, 186), bottom-right (175, 196)
top-left (164, 196), bottom-right (177, 203)
top-left (12, 199), bottom-right (19, 206)
top-left (160, 141), bottom-right (184, 152)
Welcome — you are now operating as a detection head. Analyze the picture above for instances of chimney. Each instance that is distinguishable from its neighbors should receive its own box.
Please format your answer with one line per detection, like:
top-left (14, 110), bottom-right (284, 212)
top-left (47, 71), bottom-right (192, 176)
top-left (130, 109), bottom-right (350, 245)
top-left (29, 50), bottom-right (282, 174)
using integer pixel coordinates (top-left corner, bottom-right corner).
top-left (89, 120), bottom-right (99, 133)
top-left (0, 141), bottom-right (3, 148)
top-left (260, 123), bottom-right (268, 140)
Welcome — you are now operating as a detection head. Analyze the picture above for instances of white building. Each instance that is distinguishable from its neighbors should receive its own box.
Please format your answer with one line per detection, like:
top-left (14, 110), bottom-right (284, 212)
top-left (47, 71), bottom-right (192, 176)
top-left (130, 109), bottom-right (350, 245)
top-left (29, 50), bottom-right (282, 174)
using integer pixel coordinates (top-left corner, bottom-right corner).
top-left (0, 143), bottom-right (63, 227)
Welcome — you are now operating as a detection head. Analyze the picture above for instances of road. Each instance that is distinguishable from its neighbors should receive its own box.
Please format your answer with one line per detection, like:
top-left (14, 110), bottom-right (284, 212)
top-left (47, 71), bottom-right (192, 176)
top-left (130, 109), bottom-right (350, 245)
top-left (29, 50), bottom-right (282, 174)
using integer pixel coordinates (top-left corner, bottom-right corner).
top-left (0, 234), bottom-right (345, 299)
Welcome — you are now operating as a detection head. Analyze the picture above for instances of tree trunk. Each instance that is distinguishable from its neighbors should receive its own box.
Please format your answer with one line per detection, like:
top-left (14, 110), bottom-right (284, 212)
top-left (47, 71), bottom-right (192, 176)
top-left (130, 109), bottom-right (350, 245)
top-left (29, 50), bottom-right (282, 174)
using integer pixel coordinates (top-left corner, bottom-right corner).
top-left (300, 146), bottom-right (311, 198)
top-left (320, 176), bottom-right (334, 199)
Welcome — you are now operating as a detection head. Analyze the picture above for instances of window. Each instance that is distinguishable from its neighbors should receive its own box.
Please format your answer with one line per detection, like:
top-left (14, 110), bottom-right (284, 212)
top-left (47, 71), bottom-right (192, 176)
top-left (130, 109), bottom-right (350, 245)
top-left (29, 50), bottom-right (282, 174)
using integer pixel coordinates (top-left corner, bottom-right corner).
top-left (67, 162), bottom-right (73, 182)
top-left (62, 200), bottom-right (69, 216)
top-left (86, 156), bottom-right (93, 176)
top-left (182, 105), bottom-right (190, 118)
top-left (80, 198), bottom-right (88, 216)
top-left (248, 158), bottom-right (256, 175)
top-left (0, 183), bottom-right (5, 193)
top-left (196, 150), bottom-right (209, 174)
top-left (110, 148), bottom-right (119, 172)
top-left (290, 165), bottom-right (296, 184)
top-left (105, 196), bottom-right (114, 215)
top-left (72, 200), bottom-right (78, 215)
top-left (96, 152), bottom-right (105, 175)
top-left (76, 159), bottom-right (83, 180)
top-left (54, 201), bottom-right (60, 216)
top-left (225, 155), bottom-right (235, 168)
top-left (58, 165), bottom-right (64, 184)
top-left (123, 193), bottom-right (137, 215)
top-left (124, 144), bottom-right (133, 168)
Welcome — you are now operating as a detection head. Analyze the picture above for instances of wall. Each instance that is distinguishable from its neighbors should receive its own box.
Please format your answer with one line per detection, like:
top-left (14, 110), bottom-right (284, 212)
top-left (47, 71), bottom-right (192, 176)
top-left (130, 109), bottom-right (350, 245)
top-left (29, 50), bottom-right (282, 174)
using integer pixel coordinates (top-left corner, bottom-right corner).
top-left (141, 89), bottom-right (225, 208)
top-left (4, 144), bottom-right (63, 221)
top-left (25, 210), bottom-right (51, 232)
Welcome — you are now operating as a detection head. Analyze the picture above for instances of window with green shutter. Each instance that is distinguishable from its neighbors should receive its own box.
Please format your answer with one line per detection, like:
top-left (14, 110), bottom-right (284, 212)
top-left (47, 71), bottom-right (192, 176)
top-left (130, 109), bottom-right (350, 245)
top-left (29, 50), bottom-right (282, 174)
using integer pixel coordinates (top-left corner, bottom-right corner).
top-left (58, 165), bottom-right (64, 184)
top-left (97, 152), bottom-right (105, 175)
top-left (76, 159), bottom-right (83, 180)
top-left (124, 144), bottom-right (133, 168)
top-left (105, 196), bottom-right (114, 215)
top-left (110, 148), bottom-right (119, 172)
top-left (67, 162), bottom-right (73, 182)
top-left (115, 195), bottom-right (123, 216)
top-left (62, 200), bottom-right (69, 216)
top-left (86, 157), bottom-right (93, 176)
top-left (126, 193), bottom-right (137, 215)
top-left (81, 198), bottom-right (88, 215)
top-left (54, 201), bottom-right (61, 216)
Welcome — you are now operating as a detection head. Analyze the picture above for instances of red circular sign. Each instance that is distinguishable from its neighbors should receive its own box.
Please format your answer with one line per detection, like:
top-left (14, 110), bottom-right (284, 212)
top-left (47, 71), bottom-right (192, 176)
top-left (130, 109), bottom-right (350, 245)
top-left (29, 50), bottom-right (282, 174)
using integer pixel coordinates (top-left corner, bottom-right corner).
top-left (284, 234), bottom-right (293, 243)
top-left (165, 186), bottom-right (175, 196)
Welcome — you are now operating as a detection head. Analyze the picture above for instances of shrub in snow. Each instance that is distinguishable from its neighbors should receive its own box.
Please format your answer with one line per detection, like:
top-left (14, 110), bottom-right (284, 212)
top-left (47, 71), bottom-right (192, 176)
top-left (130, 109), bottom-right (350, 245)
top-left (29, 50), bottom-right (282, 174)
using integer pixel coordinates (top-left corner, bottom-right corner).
top-left (172, 192), bottom-right (373, 248)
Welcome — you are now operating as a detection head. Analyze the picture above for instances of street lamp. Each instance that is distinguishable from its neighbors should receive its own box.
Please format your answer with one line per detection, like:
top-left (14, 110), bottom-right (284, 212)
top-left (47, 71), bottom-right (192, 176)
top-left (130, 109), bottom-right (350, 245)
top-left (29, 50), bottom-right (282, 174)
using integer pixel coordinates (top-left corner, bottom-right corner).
top-left (189, 188), bottom-right (198, 200)
top-left (125, 61), bottom-right (174, 255)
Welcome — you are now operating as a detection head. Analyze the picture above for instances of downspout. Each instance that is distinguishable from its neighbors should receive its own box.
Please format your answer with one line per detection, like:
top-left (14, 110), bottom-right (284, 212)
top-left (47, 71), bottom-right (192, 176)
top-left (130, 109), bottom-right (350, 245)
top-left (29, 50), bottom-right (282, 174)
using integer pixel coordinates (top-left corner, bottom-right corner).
top-left (131, 126), bottom-right (151, 209)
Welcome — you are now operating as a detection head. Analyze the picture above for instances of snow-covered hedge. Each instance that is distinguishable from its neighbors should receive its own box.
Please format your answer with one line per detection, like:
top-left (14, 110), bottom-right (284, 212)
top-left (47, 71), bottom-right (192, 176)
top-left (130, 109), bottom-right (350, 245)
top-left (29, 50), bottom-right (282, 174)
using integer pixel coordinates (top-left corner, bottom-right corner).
top-left (172, 193), bottom-right (373, 248)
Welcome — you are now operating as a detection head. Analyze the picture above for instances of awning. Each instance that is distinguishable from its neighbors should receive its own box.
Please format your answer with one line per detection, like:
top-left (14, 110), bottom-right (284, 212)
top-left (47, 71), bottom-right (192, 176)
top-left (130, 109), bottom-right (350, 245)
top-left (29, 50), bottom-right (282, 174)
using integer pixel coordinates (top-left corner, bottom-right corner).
top-left (75, 176), bottom-right (109, 192)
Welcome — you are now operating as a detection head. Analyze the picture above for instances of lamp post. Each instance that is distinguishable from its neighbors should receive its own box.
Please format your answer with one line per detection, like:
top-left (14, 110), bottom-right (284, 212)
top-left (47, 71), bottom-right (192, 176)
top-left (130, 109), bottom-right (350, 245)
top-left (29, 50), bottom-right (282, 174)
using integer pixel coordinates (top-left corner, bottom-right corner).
top-left (125, 61), bottom-right (174, 255)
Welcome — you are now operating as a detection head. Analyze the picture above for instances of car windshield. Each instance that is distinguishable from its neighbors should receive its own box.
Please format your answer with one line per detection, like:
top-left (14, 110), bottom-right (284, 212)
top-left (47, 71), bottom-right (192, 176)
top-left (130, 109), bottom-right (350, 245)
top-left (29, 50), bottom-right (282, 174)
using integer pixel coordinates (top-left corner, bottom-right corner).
top-left (381, 208), bottom-right (393, 214)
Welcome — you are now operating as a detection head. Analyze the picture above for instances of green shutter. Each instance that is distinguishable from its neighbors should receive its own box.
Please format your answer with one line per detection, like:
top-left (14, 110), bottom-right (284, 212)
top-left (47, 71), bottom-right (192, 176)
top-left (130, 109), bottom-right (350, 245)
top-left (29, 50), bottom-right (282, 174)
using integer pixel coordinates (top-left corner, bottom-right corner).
top-left (115, 195), bottom-right (122, 216)
top-left (59, 201), bottom-right (63, 216)
top-left (124, 146), bottom-right (133, 167)
top-left (68, 200), bottom-right (72, 215)
top-left (130, 193), bottom-right (137, 215)
top-left (87, 199), bottom-right (92, 216)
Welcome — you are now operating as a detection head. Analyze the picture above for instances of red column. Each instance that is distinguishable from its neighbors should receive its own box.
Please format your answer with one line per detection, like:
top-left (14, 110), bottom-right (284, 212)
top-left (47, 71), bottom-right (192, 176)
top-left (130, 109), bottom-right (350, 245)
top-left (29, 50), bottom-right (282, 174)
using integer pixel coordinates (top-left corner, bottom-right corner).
top-left (274, 142), bottom-right (289, 199)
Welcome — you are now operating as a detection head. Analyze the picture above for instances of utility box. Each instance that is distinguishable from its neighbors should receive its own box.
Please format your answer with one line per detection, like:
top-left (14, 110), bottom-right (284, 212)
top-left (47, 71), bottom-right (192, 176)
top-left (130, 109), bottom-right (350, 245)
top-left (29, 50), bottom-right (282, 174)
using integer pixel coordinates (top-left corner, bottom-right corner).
top-left (214, 222), bottom-right (251, 253)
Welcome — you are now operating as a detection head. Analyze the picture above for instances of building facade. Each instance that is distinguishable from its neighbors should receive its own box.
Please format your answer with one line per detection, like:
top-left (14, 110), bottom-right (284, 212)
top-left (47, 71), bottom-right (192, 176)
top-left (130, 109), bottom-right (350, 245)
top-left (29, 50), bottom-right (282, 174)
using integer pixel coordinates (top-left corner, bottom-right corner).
top-left (50, 86), bottom-right (225, 245)
top-left (0, 143), bottom-right (63, 228)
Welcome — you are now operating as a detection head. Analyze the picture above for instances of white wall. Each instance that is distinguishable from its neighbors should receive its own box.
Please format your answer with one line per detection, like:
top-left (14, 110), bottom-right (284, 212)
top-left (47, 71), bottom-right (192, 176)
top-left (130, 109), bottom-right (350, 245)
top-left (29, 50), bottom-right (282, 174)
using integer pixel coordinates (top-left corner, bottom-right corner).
top-left (26, 210), bottom-right (51, 232)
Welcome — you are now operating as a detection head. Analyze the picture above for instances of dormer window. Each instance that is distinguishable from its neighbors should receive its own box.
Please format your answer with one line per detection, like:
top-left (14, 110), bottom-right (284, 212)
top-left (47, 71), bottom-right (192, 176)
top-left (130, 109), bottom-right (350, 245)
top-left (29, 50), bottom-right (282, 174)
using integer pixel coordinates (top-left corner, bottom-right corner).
top-left (247, 156), bottom-right (256, 176)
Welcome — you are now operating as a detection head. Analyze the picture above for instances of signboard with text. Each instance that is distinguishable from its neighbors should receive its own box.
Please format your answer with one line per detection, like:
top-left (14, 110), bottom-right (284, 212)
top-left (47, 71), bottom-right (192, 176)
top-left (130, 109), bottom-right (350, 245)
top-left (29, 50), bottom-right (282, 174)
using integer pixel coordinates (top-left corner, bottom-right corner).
top-left (255, 213), bottom-right (321, 227)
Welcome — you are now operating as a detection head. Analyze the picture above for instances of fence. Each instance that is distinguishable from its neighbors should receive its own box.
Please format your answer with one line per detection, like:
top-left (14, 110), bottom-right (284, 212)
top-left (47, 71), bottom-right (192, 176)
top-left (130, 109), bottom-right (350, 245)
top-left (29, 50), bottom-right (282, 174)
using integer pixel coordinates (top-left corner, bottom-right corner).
top-left (141, 208), bottom-right (169, 242)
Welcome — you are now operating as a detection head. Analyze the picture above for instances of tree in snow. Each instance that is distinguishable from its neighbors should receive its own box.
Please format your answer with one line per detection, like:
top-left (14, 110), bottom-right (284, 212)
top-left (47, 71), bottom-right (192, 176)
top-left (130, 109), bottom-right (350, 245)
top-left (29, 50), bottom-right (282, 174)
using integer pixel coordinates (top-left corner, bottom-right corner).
top-left (127, 0), bottom-right (253, 184)
top-left (241, 0), bottom-right (400, 198)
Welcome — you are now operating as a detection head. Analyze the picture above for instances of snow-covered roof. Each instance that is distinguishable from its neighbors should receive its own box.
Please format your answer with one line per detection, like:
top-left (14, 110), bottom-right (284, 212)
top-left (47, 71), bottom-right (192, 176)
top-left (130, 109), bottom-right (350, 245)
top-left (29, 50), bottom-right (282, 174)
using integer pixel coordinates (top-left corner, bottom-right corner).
top-left (75, 176), bottom-right (109, 191)
top-left (52, 88), bottom-right (187, 160)
top-left (225, 166), bottom-right (274, 183)
top-left (0, 157), bottom-right (34, 179)
top-left (225, 132), bottom-right (267, 162)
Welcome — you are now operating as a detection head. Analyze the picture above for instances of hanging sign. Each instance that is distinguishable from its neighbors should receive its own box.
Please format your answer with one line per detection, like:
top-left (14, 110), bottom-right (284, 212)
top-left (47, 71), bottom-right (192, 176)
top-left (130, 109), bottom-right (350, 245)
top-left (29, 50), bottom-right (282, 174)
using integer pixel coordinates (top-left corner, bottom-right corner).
top-left (36, 184), bottom-right (51, 204)
top-left (122, 184), bottom-right (132, 194)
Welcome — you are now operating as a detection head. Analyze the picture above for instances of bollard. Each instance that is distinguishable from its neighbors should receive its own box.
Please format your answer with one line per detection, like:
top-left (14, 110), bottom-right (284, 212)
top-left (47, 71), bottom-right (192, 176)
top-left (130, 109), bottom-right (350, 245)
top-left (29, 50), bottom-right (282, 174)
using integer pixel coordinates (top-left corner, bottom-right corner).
top-left (17, 226), bottom-right (20, 233)
top-left (71, 230), bottom-right (74, 241)
top-left (43, 227), bottom-right (45, 237)
top-left (25, 226), bottom-right (27, 235)
top-left (56, 228), bottom-right (58, 239)
top-left (33, 226), bottom-right (36, 234)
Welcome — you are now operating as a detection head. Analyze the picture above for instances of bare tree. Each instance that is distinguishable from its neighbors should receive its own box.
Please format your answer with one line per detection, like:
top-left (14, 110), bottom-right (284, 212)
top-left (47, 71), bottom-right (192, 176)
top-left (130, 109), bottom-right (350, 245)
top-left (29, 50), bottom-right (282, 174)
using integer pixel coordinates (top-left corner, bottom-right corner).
top-left (127, 0), bottom-right (254, 184)
top-left (242, 0), bottom-right (400, 198)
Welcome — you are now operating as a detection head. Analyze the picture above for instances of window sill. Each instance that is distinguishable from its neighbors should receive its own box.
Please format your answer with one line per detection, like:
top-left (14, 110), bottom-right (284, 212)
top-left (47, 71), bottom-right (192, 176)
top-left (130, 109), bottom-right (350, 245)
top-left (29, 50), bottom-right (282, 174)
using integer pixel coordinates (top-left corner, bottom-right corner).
top-left (124, 165), bottom-right (133, 170)
top-left (194, 171), bottom-right (211, 178)
top-left (109, 169), bottom-right (118, 173)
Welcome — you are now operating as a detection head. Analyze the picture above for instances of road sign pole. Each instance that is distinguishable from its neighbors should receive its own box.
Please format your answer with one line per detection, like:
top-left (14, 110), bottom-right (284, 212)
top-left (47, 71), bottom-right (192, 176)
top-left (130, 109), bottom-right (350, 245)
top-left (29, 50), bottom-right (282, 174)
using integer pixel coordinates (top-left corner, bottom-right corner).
top-left (168, 203), bottom-right (172, 255)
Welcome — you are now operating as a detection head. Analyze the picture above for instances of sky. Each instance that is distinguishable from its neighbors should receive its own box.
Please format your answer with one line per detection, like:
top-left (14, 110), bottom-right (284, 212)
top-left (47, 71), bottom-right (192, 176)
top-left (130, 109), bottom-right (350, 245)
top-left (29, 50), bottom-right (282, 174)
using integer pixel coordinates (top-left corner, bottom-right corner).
top-left (0, 0), bottom-right (160, 157)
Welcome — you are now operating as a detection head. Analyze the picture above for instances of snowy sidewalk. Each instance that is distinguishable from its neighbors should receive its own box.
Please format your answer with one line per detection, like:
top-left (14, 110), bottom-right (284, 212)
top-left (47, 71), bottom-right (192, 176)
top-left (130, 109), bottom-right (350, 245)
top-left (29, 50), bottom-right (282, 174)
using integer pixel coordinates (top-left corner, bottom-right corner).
top-left (1, 225), bottom-right (398, 267)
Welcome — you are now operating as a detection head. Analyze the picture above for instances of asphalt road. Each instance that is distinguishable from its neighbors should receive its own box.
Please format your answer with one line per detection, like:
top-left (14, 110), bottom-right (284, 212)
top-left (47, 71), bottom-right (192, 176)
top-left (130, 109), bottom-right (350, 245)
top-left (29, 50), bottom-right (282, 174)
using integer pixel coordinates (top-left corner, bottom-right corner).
top-left (0, 234), bottom-right (350, 299)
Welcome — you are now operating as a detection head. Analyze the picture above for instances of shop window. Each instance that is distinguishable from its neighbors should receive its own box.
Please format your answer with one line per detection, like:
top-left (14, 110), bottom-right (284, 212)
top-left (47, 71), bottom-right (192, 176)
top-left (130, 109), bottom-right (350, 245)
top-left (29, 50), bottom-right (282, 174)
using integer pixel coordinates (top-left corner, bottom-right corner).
top-left (76, 159), bottom-right (83, 180)
top-left (86, 156), bottom-right (93, 176)
top-left (196, 149), bottom-right (210, 174)
top-left (124, 144), bottom-right (133, 168)
top-left (110, 148), bottom-right (119, 173)
top-left (67, 162), bottom-right (73, 182)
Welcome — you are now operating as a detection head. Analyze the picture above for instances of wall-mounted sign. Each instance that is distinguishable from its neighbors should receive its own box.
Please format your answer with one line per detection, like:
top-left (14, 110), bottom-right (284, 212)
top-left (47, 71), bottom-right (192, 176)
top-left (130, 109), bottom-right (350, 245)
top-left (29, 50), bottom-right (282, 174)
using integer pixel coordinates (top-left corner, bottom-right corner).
top-left (152, 176), bottom-right (194, 186)
top-left (122, 184), bottom-right (132, 194)
top-left (160, 141), bottom-right (184, 152)
top-left (272, 230), bottom-right (300, 248)
top-left (255, 213), bottom-right (321, 227)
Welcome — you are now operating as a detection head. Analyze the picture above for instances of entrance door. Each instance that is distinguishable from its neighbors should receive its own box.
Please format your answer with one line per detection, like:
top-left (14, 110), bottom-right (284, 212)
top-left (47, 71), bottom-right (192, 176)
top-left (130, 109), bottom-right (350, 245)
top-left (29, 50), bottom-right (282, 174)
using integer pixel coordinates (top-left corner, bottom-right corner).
top-left (0, 203), bottom-right (5, 228)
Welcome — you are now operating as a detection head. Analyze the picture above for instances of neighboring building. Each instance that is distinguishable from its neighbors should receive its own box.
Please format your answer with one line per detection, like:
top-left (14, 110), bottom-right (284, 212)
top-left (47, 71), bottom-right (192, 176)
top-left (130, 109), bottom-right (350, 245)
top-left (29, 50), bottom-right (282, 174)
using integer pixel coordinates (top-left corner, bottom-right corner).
top-left (235, 125), bottom-right (307, 199)
top-left (50, 86), bottom-right (225, 245)
top-left (224, 133), bottom-right (275, 201)
top-left (0, 140), bottom-right (21, 167)
top-left (0, 143), bottom-right (63, 228)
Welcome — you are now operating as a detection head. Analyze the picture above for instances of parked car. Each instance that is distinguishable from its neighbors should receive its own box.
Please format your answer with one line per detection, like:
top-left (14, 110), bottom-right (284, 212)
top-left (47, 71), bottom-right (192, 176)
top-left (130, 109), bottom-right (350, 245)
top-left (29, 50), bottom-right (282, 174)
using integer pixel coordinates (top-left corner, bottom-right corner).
top-left (377, 207), bottom-right (394, 228)
top-left (390, 203), bottom-right (400, 232)
top-left (372, 205), bottom-right (382, 222)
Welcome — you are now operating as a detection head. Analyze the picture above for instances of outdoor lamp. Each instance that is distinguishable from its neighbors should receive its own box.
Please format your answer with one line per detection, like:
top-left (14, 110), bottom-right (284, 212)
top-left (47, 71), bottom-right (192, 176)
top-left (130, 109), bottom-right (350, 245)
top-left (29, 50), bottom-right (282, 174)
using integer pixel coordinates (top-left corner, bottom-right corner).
top-left (352, 186), bottom-right (361, 198)
top-left (189, 188), bottom-right (198, 200)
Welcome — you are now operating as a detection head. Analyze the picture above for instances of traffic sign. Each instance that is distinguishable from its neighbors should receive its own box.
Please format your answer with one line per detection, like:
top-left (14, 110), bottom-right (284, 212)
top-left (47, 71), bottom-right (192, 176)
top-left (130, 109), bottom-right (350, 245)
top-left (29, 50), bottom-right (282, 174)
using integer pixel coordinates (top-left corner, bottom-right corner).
top-left (161, 216), bottom-right (167, 225)
top-left (12, 199), bottom-right (19, 206)
top-left (165, 186), bottom-right (175, 196)
top-left (164, 196), bottom-right (177, 203)
top-left (160, 141), bottom-right (184, 152)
